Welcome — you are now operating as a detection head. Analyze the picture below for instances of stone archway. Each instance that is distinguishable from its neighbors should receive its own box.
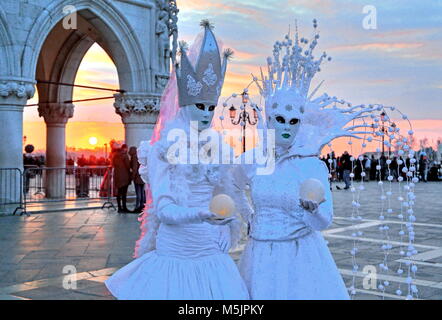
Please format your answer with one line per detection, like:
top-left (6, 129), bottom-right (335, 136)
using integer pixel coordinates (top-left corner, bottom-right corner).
top-left (0, 0), bottom-right (176, 204)
top-left (0, 7), bottom-right (35, 171)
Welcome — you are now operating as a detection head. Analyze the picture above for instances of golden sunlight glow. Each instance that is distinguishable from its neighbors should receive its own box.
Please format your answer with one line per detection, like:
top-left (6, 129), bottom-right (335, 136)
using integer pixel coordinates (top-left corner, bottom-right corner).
top-left (89, 136), bottom-right (98, 145)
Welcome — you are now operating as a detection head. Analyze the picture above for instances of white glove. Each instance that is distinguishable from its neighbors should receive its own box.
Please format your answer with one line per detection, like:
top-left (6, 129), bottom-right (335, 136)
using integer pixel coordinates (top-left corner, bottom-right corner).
top-left (199, 211), bottom-right (215, 220)
top-left (204, 214), bottom-right (236, 226)
top-left (299, 199), bottom-right (319, 214)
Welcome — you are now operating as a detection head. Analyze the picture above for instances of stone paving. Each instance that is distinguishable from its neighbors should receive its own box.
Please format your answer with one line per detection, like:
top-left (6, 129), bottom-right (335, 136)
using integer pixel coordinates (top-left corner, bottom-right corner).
top-left (0, 181), bottom-right (441, 300)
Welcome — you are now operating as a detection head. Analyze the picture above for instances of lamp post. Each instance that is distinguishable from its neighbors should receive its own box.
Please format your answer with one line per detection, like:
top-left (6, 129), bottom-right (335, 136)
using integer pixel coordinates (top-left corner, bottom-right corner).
top-left (229, 91), bottom-right (258, 153)
top-left (389, 122), bottom-right (396, 157)
top-left (380, 111), bottom-right (387, 156)
top-left (104, 143), bottom-right (108, 162)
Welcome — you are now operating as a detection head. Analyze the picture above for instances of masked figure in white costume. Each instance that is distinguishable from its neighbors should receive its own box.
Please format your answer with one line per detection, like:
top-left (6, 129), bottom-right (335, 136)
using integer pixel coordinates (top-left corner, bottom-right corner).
top-left (105, 21), bottom-right (249, 300)
top-left (231, 21), bottom-right (377, 300)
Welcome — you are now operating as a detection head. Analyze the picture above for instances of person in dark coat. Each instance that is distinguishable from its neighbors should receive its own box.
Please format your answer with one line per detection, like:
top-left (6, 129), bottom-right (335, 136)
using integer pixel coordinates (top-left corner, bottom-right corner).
top-left (112, 144), bottom-right (131, 213)
top-left (129, 146), bottom-right (146, 213)
top-left (419, 154), bottom-right (428, 182)
top-left (23, 144), bottom-right (37, 194)
top-left (370, 155), bottom-right (378, 181)
top-left (336, 151), bottom-right (352, 190)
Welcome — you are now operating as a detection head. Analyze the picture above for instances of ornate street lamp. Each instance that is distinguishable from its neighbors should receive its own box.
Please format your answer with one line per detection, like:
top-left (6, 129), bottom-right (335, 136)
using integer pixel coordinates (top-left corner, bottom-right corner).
top-left (228, 90), bottom-right (258, 153)
top-left (389, 122), bottom-right (397, 156)
top-left (371, 111), bottom-right (390, 157)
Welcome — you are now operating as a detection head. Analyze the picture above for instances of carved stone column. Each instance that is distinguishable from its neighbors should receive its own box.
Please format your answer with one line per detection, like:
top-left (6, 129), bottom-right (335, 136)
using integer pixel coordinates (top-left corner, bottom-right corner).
top-left (114, 93), bottom-right (161, 148)
top-left (38, 102), bottom-right (74, 199)
top-left (0, 79), bottom-right (35, 206)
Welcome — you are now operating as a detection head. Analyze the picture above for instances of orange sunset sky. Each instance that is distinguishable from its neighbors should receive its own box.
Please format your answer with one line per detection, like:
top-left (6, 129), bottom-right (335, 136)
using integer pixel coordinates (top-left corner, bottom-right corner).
top-left (23, 1), bottom-right (442, 156)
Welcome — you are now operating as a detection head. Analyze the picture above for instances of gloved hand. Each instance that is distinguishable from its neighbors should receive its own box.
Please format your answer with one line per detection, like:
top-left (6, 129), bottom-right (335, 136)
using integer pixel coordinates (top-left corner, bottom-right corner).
top-left (204, 214), bottom-right (236, 226)
top-left (299, 199), bottom-right (319, 214)
top-left (199, 211), bottom-right (236, 225)
top-left (218, 225), bottom-right (231, 253)
top-left (199, 211), bottom-right (216, 220)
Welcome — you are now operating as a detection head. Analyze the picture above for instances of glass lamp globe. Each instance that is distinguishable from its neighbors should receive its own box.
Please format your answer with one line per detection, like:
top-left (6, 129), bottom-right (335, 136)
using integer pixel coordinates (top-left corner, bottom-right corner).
top-left (299, 178), bottom-right (325, 203)
top-left (210, 194), bottom-right (235, 219)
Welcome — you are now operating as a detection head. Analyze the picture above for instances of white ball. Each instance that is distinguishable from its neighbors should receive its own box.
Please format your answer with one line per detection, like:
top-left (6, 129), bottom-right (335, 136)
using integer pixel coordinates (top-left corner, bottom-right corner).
top-left (299, 178), bottom-right (325, 203)
top-left (209, 194), bottom-right (235, 218)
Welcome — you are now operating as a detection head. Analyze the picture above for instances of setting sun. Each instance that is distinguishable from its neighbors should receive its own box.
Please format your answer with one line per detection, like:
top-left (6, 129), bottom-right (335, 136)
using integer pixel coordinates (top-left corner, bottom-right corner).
top-left (89, 137), bottom-right (98, 145)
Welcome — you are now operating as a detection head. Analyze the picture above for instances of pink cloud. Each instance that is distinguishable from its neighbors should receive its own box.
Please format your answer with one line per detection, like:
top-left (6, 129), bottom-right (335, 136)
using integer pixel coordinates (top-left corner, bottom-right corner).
top-left (179, 0), bottom-right (262, 17)
top-left (330, 42), bottom-right (424, 53)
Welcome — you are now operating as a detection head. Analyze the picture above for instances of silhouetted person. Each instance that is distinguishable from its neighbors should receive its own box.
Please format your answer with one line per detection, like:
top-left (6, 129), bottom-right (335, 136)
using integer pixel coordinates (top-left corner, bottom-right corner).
top-left (364, 155), bottom-right (371, 181)
top-left (23, 144), bottom-right (37, 194)
top-left (112, 144), bottom-right (131, 213)
top-left (370, 155), bottom-right (377, 181)
top-left (76, 154), bottom-right (90, 198)
top-left (419, 155), bottom-right (428, 182)
top-left (336, 151), bottom-right (352, 190)
top-left (390, 157), bottom-right (399, 180)
top-left (129, 146), bottom-right (146, 213)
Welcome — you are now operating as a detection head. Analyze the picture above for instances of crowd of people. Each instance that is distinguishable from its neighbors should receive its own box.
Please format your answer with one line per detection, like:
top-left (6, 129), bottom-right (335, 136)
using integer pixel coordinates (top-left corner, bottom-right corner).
top-left (68, 155), bottom-right (109, 167)
top-left (321, 151), bottom-right (441, 189)
top-left (22, 143), bottom-right (146, 213)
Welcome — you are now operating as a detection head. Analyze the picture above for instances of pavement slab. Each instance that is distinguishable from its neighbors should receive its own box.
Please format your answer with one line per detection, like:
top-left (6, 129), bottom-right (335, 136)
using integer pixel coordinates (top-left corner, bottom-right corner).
top-left (0, 181), bottom-right (440, 300)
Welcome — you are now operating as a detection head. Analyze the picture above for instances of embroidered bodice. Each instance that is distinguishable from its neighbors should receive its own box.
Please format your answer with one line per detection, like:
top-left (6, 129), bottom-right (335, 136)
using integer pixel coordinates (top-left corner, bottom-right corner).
top-left (238, 155), bottom-right (334, 241)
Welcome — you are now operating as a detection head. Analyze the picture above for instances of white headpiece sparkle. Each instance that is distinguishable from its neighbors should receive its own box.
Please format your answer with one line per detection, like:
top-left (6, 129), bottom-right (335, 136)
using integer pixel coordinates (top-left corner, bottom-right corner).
top-left (256, 19), bottom-right (331, 120)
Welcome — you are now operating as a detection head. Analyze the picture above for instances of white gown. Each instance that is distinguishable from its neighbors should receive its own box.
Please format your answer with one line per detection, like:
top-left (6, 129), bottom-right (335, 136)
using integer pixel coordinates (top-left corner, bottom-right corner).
top-left (105, 129), bottom-right (249, 300)
top-left (237, 155), bottom-right (349, 300)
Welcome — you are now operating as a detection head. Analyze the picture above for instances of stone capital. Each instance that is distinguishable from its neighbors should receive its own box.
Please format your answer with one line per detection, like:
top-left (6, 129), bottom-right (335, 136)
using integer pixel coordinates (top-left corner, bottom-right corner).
top-left (114, 92), bottom-right (161, 124)
top-left (0, 78), bottom-right (36, 108)
top-left (0, 78), bottom-right (36, 100)
top-left (38, 102), bottom-right (74, 125)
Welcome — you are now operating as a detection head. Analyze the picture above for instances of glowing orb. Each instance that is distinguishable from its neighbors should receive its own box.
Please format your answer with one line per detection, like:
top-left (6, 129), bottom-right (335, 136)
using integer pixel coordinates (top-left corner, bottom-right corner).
top-left (209, 194), bottom-right (235, 219)
top-left (299, 178), bottom-right (325, 203)
top-left (89, 137), bottom-right (98, 145)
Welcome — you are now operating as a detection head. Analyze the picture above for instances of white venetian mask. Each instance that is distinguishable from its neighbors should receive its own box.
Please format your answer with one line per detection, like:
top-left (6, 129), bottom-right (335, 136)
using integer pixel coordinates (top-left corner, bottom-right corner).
top-left (267, 112), bottom-right (300, 148)
top-left (182, 103), bottom-right (216, 131)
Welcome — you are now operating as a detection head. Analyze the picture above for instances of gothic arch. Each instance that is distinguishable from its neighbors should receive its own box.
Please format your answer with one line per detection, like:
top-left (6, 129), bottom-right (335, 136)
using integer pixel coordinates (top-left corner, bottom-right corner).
top-left (22, 0), bottom-right (150, 92)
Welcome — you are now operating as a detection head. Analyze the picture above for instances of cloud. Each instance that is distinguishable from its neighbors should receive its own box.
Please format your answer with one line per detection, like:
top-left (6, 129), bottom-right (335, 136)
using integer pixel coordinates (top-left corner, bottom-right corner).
top-left (23, 0), bottom-right (442, 131)
top-left (330, 42), bottom-right (424, 53)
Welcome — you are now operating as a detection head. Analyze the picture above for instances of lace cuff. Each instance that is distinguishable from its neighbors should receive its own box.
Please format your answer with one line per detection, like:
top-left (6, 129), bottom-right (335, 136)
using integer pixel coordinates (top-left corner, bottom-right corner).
top-left (157, 201), bottom-right (207, 225)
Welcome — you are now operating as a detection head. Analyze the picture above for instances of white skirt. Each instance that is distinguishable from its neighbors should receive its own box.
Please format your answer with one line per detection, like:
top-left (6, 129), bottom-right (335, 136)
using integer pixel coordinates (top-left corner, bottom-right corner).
top-left (105, 223), bottom-right (249, 300)
top-left (239, 231), bottom-right (350, 300)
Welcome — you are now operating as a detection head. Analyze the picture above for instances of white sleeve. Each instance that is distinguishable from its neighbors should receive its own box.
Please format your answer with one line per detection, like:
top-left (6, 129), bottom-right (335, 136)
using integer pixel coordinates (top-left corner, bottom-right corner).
top-left (302, 159), bottom-right (333, 231)
top-left (149, 142), bottom-right (207, 225)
